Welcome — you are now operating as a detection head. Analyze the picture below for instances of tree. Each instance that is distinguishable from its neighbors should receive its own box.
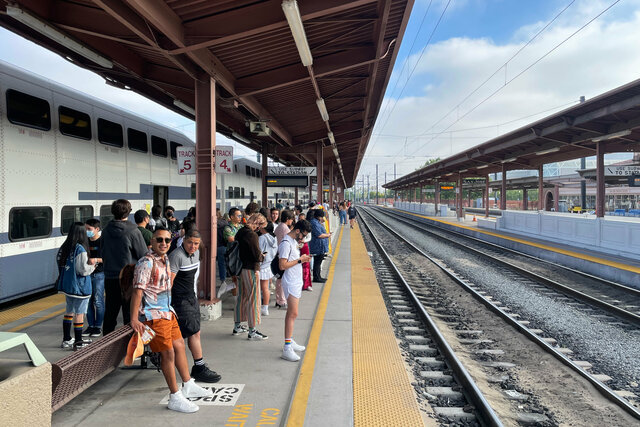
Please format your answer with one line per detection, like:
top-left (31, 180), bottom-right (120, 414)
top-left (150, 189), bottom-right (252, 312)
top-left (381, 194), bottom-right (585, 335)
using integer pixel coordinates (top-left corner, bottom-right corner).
top-left (416, 157), bottom-right (440, 170)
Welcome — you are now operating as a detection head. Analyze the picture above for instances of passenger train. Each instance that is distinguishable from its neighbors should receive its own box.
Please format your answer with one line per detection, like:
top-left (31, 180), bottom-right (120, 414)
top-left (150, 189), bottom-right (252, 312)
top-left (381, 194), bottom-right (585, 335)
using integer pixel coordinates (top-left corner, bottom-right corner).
top-left (0, 61), bottom-right (298, 304)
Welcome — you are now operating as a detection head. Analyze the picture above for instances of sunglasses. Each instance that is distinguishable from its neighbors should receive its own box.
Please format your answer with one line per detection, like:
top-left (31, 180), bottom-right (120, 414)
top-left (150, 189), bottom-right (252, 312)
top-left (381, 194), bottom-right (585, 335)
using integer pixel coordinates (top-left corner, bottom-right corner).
top-left (295, 232), bottom-right (308, 241)
top-left (155, 237), bottom-right (172, 244)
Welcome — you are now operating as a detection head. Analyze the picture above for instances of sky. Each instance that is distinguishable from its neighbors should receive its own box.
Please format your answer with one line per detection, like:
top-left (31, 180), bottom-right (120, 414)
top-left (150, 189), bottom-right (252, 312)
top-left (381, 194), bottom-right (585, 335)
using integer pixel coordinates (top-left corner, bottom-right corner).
top-left (1, 0), bottom-right (639, 190)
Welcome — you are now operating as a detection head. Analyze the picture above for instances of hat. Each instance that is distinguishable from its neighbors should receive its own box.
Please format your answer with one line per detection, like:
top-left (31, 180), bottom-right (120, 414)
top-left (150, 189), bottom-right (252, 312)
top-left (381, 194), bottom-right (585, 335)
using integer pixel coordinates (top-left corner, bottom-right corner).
top-left (308, 200), bottom-right (316, 208)
top-left (124, 332), bottom-right (144, 366)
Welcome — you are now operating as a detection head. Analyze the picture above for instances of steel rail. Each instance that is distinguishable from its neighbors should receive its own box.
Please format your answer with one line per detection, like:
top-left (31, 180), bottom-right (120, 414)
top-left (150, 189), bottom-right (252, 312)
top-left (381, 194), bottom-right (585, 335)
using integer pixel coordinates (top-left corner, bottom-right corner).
top-left (358, 209), bottom-right (504, 427)
top-left (360, 206), bottom-right (640, 420)
top-left (372, 206), bottom-right (640, 326)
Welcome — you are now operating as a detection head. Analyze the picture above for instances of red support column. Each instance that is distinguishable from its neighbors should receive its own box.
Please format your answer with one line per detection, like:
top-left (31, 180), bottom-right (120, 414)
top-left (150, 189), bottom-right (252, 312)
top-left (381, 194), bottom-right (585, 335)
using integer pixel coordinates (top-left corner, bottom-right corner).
top-left (261, 144), bottom-right (268, 208)
top-left (420, 181), bottom-right (425, 204)
top-left (329, 163), bottom-right (334, 207)
top-left (596, 142), bottom-right (605, 217)
top-left (538, 165), bottom-right (544, 211)
top-left (485, 176), bottom-right (489, 217)
top-left (435, 180), bottom-right (440, 215)
top-left (522, 188), bottom-right (528, 210)
top-left (195, 77), bottom-right (216, 301)
top-left (316, 142), bottom-right (324, 204)
top-left (554, 185), bottom-right (560, 212)
top-left (501, 164), bottom-right (507, 210)
top-left (457, 174), bottom-right (463, 218)
top-left (294, 187), bottom-right (299, 205)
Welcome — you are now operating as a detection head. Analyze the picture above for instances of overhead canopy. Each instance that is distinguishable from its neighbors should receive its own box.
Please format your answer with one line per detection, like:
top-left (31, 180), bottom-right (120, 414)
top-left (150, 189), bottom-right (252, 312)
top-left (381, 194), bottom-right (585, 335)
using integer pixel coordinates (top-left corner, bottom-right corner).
top-left (0, 0), bottom-right (414, 187)
top-left (385, 77), bottom-right (640, 189)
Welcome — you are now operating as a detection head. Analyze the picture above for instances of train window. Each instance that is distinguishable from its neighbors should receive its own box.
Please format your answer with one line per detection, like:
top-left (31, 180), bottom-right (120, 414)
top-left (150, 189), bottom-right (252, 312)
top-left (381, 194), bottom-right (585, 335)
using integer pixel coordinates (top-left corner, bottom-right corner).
top-left (59, 106), bottom-right (91, 140)
top-left (234, 165), bottom-right (238, 173)
top-left (246, 165), bottom-right (251, 176)
top-left (241, 188), bottom-right (245, 198)
top-left (234, 187), bottom-right (240, 198)
top-left (6, 89), bottom-right (51, 131)
top-left (99, 205), bottom-right (114, 229)
top-left (257, 170), bottom-right (261, 178)
top-left (191, 183), bottom-right (196, 199)
top-left (61, 205), bottom-right (94, 235)
top-left (9, 207), bottom-right (53, 241)
top-left (216, 187), bottom-right (221, 198)
top-left (228, 187), bottom-right (233, 199)
top-left (170, 141), bottom-right (182, 160)
top-left (151, 136), bottom-right (168, 157)
top-left (251, 168), bottom-right (256, 177)
top-left (98, 118), bottom-right (123, 147)
top-left (128, 128), bottom-right (148, 153)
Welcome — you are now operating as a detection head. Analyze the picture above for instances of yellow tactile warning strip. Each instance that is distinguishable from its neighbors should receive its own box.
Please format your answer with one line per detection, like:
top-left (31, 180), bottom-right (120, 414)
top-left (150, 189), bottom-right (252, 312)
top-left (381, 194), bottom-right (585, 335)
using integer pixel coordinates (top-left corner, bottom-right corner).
top-left (286, 226), bottom-right (345, 427)
top-left (351, 223), bottom-right (424, 427)
top-left (401, 209), bottom-right (640, 274)
top-left (0, 293), bottom-right (65, 328)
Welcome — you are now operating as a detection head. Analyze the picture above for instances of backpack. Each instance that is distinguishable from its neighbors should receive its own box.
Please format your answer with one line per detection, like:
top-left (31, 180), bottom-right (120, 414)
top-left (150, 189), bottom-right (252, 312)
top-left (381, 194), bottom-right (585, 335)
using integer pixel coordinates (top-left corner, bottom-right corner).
top-left (270, 254), bottom-right (284, 279)
top-left (225, 241), bottom-right (243, 277)
top-left (119, 263), bottom-right (136, 300)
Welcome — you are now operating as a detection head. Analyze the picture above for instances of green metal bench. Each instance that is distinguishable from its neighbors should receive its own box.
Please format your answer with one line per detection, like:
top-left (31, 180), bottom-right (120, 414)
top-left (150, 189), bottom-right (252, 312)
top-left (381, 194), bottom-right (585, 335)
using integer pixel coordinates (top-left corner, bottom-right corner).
top-left (0, 331), bottom-right (47, 366)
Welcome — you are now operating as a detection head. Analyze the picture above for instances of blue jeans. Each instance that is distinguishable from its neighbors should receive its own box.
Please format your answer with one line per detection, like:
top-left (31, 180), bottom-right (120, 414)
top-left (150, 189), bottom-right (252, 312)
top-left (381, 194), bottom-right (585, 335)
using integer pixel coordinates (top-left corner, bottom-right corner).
top-left (217, 245), bottom-right (227, 282)
top-left (339, 211), bottom-right (347, 225)
top-left (87, 271), bottom-right (105, 328)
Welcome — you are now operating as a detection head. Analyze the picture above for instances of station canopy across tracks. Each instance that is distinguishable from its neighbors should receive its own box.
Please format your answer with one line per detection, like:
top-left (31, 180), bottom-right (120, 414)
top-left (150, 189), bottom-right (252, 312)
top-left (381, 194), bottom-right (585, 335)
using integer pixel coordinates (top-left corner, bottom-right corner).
top-left (0, 0), bottom-right (414, 187)
top-left (384, 78), bottom-right (640, 190)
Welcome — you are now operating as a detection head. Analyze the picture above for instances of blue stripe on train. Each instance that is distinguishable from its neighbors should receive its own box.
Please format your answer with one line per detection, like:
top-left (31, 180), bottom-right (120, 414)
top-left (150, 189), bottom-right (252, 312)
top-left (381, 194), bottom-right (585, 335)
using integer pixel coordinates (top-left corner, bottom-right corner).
top-left (78, 184), bottom-right (193, 201)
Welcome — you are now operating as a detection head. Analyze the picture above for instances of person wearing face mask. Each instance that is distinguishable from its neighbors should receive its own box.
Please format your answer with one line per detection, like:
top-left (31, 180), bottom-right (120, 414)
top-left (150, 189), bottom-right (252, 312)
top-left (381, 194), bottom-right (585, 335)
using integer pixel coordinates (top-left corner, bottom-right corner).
top-left (164, 206), bottom-right (181, 235)
top-left (279, 220), bottom-right (312, 362)
top-left (83, 219), bottom-right (104, 337)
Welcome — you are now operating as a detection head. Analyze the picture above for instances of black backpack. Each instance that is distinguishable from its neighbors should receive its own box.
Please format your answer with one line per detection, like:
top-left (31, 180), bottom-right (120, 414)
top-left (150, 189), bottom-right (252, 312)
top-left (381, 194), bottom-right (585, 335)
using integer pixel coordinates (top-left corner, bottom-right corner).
top-left (225, 241), bottom-right (243, 277)
top-left (270, 253), bottom-right (284, 279)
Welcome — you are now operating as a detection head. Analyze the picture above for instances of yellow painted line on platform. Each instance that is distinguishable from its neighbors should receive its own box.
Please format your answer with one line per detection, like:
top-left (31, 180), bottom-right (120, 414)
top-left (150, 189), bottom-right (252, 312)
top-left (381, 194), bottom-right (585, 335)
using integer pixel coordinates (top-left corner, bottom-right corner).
top-left (0, 293), bottom-right (65, 327)
top-left (404, 210), bottom-right (640, 274)
top-left (8, 308), bottom-right (66, 332)
top-left (350, 223), bottom-right (424, 426)
top-left (286, 226), bottom-right (344, 427)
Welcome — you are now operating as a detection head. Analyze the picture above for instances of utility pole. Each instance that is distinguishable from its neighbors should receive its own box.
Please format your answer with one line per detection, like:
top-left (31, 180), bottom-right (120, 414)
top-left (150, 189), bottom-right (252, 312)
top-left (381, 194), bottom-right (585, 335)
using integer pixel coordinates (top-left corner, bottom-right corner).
top-left (376, 164), bottom-right (379, 205)
top-left (384, 171), bottom-right (387, 202)
top-left (367, 174), bottom-right (370, 205)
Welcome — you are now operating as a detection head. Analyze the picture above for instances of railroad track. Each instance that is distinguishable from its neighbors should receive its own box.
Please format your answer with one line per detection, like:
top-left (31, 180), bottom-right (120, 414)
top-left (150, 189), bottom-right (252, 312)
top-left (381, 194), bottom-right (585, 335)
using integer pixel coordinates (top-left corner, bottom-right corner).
top-left (370, 206), bottom-right (640, 328)
top-left (357, 207), bottom-right (640, 423)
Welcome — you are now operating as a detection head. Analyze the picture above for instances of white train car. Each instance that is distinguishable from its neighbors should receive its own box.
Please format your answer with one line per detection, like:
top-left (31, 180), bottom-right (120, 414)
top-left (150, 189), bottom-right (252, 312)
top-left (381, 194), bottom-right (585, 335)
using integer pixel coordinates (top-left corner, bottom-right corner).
top-left (0, 62), bottom-right (303, 304)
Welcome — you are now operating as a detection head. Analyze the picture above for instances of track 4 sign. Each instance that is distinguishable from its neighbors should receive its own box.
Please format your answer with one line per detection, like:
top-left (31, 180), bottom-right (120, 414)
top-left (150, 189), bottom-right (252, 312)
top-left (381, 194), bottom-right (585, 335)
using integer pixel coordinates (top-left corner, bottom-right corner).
top-left (177, 145), bottom-right (234, 175)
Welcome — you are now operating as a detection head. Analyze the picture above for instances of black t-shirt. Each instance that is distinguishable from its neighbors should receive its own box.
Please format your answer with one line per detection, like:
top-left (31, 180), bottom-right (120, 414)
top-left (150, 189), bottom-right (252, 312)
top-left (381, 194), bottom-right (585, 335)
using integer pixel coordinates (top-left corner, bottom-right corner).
top-left (169, 246), bottom-right (200, 299)
top-left (88, 236), bottom-right (104, 273)
top-left (348, 206), bottom-right (356, 218)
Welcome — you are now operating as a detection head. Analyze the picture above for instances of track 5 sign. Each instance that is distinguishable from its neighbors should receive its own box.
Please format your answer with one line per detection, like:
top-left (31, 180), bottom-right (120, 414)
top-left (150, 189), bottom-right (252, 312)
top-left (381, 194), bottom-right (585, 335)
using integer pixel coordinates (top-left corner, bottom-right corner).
top-left (177, 145), bottom-right (234, 175)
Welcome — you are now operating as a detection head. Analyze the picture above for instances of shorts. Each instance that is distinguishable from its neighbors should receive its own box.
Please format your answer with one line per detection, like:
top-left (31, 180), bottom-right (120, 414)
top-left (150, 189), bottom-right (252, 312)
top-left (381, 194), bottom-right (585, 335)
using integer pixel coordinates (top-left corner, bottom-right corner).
top-left (282, 281), bottom-right (302, 299)
top-left (173, 296), bottom-right (201, 338)
top-left (144, 315), bottom-right (182, 352)
top-left (65, 295), bottom-right (90, 314)
top-left (259, 265), bottom-right (274, 280)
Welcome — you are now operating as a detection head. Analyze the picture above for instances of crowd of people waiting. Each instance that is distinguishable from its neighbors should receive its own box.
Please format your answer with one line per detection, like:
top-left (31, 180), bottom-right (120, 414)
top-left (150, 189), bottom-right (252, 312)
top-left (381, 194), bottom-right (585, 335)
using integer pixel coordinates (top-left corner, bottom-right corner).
top-left (55, 197), bottom-right (355, 413)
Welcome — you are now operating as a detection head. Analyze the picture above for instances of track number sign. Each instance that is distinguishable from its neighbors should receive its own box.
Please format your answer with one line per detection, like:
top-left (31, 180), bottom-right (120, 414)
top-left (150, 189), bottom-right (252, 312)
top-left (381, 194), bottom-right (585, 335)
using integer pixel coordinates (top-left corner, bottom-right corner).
top-left (177, 145), bottom-right (234, 175)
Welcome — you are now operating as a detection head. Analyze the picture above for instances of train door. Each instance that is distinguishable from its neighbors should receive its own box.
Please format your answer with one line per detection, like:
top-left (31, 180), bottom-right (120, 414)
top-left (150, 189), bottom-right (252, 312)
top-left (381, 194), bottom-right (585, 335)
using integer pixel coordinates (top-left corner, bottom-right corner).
top-left (154, 185), bottom-right (168, 211)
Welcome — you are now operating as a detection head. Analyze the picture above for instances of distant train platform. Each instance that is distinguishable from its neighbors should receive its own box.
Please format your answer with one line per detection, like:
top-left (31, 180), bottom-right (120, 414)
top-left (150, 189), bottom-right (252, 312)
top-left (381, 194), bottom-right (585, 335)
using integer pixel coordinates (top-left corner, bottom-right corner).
top-left (0, 221), bottom-right (424, 426)
top-left (386, 204), bottom-right (640, 287)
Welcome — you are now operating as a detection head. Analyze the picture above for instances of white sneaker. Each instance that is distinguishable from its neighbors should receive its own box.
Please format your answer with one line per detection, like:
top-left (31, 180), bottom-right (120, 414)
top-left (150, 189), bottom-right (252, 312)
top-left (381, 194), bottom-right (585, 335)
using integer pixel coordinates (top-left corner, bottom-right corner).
top-left (281, 346), bottom-right (300, 362)
top-left (167, 390), bottom-right (199, 413)
top-left (217, 281), bottom-right (229, 298)
top-left (182, 378), bottom-right (213, 398)
top-left (261, 306), bottom-right (269, 316)
top-left (61, 338), bottom-right (75, 349)
top-left (291, 340), bottom-right (306, 352)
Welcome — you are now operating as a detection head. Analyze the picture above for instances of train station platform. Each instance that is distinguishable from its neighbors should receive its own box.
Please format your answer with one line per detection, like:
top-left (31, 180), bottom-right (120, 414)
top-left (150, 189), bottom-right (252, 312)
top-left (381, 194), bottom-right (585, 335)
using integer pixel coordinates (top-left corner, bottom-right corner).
top-left (0, 220), bottom-right (425, 427)
top-left (386, 204), bottom-right (640, 288)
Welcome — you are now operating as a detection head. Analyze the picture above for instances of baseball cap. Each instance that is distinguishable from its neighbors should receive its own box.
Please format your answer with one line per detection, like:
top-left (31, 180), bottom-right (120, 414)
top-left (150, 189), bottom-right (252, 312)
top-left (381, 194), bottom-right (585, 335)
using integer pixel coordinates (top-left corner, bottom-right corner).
top-left (124, 332), bottom-right (144, 366)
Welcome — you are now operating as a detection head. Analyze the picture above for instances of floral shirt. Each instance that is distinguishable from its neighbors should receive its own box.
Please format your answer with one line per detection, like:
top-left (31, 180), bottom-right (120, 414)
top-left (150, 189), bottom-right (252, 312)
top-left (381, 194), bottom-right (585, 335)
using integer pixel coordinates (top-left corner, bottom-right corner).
top-left (133, 250), bottom-right (173, 321)
top-left (223, 222), bottom-right (243, 244)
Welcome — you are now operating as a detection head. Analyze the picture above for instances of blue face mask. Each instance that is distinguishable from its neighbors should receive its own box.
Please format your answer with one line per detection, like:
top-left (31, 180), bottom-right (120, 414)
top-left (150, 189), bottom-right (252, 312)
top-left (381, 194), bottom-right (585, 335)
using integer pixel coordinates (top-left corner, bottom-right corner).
top-left (87, 230), bottom-right (95, 238)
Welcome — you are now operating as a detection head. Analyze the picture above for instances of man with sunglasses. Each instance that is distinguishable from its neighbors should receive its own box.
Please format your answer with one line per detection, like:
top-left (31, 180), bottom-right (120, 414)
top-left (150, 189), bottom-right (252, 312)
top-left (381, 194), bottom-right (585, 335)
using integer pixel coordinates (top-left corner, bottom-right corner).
top-left (278, 220), bottom-right (312, 362)
top-left (130, 227), bottom-right (212, 413)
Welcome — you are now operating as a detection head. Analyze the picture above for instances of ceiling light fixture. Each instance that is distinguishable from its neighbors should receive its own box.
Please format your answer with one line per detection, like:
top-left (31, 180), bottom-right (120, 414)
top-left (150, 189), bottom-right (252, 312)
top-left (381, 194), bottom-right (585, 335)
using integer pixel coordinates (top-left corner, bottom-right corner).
top-left (282, 0), bottom-right (313, 67)
top-left (316, 98), bottom-right (329, 121)
top-left (477, 164), bottom-right (489, 169)
top-left (591, 129), bottom-right (632, 142)
top-left (535, 147), bottom-right (560, 155)
top-left (7, 6), bottom-right (113, 69)
top-left (174, 100), bottom-right (196, 116)
top-left (501, 157), bottom-right (518, 163)
top-left (327, 131), bottom-right (335, 144)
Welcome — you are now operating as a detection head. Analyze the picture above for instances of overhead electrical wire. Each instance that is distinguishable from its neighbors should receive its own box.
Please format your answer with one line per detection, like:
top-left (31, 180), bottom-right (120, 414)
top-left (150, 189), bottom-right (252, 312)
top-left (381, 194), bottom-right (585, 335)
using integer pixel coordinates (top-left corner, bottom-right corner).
top-left (404, 0), bottom-right (621, 159)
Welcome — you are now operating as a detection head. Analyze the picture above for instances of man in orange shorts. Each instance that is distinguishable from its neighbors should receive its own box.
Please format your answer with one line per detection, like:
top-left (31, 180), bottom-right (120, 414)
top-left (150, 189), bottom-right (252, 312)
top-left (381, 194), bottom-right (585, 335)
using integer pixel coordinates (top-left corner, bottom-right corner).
top-left (130, 227), bottom-right (212, 413)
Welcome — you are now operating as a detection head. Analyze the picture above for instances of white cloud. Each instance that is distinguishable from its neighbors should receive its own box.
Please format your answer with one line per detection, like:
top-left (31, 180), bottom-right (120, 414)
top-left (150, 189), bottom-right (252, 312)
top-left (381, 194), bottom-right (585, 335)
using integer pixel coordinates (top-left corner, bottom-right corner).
top-left (364, 4), bottom-right (640, 183)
